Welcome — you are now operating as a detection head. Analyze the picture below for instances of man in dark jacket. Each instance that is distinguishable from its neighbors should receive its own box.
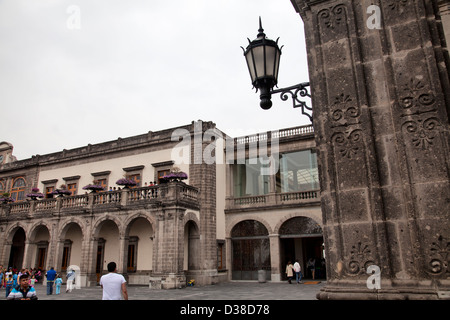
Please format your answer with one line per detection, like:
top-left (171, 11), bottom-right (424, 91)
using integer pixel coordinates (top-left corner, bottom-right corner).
top-left (45, 267), bottom-right (57, 295)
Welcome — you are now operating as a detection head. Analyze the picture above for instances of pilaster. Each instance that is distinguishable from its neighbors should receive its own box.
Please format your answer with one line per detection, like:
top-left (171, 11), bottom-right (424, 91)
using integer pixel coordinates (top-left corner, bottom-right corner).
top-left (293, 0), bottom-right (450, 299)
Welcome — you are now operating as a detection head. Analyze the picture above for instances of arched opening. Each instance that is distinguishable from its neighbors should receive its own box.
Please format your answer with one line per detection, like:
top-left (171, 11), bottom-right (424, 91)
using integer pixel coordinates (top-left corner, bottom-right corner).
top-left (60, 223), bottom-right (83, 272)
top-left (279, 216), bottom-right (325, 280)
top-left (184, 221), bottom-right (200, 271)
top-left (8, 228), bottom-right (26, 269)
top-left (95, 220), bottom-right (120, 282)
top-left (127, 217), bottom-right (154, 284)
top-left (231, 220), bottom-right (271, 281)
top-left (30, 225), bottom-right (50, 271)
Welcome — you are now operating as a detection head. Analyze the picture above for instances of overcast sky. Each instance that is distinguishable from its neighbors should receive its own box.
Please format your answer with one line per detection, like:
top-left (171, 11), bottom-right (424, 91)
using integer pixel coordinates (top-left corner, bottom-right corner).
top-left (0, 0), bottom-right (310, 160)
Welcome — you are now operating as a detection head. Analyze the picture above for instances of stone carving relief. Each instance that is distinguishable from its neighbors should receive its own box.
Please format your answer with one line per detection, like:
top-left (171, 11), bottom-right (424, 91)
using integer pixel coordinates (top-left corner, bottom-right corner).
top-left (428, 235), bottom-right (449, 276)
top-left (402, 117), bottom-right (441, 150)
top-left (332, 129), bottom-right (363, 159)
top-left (318, 4), bottom-right (346, 30)
top-left (399, 76), bottom-right (441, 151)
top-left (399, 78), bottom-right (437, 115)
top-left (347, 241), bottom-right (376, 276)
top-left (386, 0), bottom-right (409, 12)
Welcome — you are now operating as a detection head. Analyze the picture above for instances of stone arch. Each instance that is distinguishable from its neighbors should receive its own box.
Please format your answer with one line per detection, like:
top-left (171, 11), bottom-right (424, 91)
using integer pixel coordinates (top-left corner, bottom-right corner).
top-left (184, 219), bottom-right (200, 271)
top-left (5, 225), bottom-right (26, 269)
top-left (183, 211), bottom-right (200, 228)
top-left (28, 222), bottom-right (51, 270)
top-left (5, 222), bottom-right (28, 243)
top-left (92, 217), bottom-right (121, 278)
top-left (124, 213), bottom-right (155, 277)
top-left (92, 215), bottom-right (123, 239)
top-left (57, 219), bottom-right (85, 273)
top-left (58, 218), bottom-right (86, 241)
top-left (273, 212), bottom-right (323, 235)
top-left (230, 219), bottom-right (271, 281)
top-left (226, 216), bottom-right (273, 238)
top-left (277, 215), bottom-right (325, 280)
top-left (123, 211), bottom-right (156, 236)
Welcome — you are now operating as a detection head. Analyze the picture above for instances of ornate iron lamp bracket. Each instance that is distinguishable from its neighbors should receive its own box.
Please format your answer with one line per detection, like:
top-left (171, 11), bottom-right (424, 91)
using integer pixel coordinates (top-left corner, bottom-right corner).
top-left (271, 82), bottom-right (312, 122)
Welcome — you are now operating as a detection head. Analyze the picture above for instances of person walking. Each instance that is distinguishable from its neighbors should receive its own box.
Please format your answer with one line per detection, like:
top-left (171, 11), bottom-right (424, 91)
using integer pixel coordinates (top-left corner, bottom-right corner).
top-left (285, 261), bottom-right (294, 284)
top-left (99, 262), bottom-right (128, 300)
top-left (45, 267), bottom-right (57, 295)
top-left (66, 269), bottom-right (75, 293)
top-left (293, 260), bottom-right (302, 284)
top-left (55, 274), bottom-right (63, 295)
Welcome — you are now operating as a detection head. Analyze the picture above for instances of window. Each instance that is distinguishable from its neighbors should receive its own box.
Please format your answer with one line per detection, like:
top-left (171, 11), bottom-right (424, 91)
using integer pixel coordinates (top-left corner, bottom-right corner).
top-left (45, 186), bottom-right (55, 198)
top-left (0, 181), bottom-right (4, 194)
top-left (233, 158), bottom-right (270, 197)
top-left (127, 174), bottom-right (141, 187)
top-left (157, 170), bottom-right (170, 184)
top-left (11, 177), bottom-right (26, 202)
top-left (93, 179), bottom-right (108, 191)
top-left (127, 237), bottom-right (138, 272)
top-left (217, 241), bottom-right (225, 270)
top-left (277, 150), bottom-right (319, 193)
top-left (67, 183), bottom-right (77, 196)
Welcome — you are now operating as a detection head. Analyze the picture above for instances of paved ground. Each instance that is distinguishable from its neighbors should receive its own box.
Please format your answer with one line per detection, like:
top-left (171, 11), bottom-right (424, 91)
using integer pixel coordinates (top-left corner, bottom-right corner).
top-left (1, 280), bottom-right (325, 300)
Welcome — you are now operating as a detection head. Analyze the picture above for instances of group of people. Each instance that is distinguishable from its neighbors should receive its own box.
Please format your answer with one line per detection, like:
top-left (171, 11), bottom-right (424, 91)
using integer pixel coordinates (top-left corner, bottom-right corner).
top-left (0, 265), bottom-right (77, 300)
top-left (1, 262), bottom-right (128, 300)
top-left (285, 257), bottom-right (326, 284)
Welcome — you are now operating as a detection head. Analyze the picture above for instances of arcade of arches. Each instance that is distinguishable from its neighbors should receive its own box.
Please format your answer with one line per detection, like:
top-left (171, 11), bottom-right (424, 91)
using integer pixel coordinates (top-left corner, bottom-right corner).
top-left (1, 215), bottom-right (202, 286)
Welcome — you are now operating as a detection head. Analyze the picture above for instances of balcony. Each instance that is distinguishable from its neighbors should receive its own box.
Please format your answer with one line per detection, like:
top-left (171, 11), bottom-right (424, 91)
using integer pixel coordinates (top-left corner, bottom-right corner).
top-left (0, 182), bottom-right (199, 219)
top-left (225, 189), bottom-right (320, 213)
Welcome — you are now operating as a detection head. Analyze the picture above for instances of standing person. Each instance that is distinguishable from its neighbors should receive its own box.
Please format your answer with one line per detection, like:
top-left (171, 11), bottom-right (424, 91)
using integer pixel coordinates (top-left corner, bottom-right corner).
top-left (29, 275), bottom-right (37, 288)
top-left (66, 269), bottom-right (75, 293)
top-left (55, 274), bottom-right (63, 295)
top-left (7, 274), bottom-right (38, 300)
top-left (293, 260), bottom-right (302, 284)
top-left (0, 266), bottom-right (4, 289)
top-left (45, 267), bottom-right (57, 295)
top-left (307, 258), bottom-right (316, 280)
top-left (99, 262), bottom-right (128, 300)
top-left (285, 261), bottom-right (294, 284)
top-left (5, 275), bottom-right (13, 298)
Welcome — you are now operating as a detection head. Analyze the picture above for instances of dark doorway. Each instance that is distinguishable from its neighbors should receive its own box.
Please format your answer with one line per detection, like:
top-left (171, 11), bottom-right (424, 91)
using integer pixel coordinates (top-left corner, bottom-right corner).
top-left (8, 228), bottom-right (26, 269)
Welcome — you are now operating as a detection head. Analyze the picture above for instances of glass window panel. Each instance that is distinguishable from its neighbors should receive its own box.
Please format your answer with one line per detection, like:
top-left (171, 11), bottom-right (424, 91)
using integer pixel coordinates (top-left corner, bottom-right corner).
top-left (252, 46), bottom-right (265, 79)
top-left (233, 158), bottom-right (270, 197)
top-left (264, 46), bottom-right (276, 77)
top-left (277, 150), bottom-right (319, 193)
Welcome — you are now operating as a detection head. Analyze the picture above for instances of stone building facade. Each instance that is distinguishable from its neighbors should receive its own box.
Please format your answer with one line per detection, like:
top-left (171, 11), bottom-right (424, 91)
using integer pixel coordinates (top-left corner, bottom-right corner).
top-left (0, 121), bottom-right (321, 288)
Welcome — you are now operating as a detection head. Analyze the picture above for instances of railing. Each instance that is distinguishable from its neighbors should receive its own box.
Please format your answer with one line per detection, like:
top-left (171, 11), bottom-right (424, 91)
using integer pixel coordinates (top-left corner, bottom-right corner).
top-left (128, 186), bottom-right (158, 202)
top-left (234, 124), bottom-right (314, 145)
top-left (0, 182), bottom-right (199, 217)
top-left (227, 189), bottom-right (320, 211)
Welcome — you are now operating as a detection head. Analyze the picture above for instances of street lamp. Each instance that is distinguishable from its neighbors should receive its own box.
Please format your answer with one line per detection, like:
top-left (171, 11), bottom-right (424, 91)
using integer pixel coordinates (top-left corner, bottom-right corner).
top-left (242, 17), bottom-right (312, 122)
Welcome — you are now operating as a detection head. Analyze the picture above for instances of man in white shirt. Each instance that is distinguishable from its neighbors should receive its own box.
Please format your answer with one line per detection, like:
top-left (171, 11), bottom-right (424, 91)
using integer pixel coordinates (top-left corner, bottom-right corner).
top-left (293, 260), bottom-right (302, 284)
top-left (99, 262), bottom-right (128, 300)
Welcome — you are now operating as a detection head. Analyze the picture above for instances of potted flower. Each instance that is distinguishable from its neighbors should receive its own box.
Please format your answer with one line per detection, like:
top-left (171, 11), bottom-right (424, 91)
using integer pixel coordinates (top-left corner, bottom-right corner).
top-left (0, 192), bottom-right (14, 204)
top-left (51, 184), bottom-right (72, 197)
top-left (160, 167), bottom-right (188, 183)
top-left (26, 188), bottom-right (45, 200)
top-left (82, 184), bottom-right (104, 193)
top-left (116, 178), bottom-right (138, 188)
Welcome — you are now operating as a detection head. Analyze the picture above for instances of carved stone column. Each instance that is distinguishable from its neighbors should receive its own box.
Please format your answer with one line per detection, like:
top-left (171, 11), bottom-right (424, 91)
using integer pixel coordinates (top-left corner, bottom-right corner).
top-left (292, 0), bottom-right (450, 299)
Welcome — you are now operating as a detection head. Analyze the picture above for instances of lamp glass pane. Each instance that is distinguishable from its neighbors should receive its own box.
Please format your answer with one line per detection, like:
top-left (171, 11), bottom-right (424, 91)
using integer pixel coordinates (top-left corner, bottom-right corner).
top-left (245, 51), bottom-right (256, 83)
top-left (274, 50), bottom-right (280, 80)
top-left (265, 46), bottom-right (276, 77)
top-left (252, 46), bottom-right (265, 79)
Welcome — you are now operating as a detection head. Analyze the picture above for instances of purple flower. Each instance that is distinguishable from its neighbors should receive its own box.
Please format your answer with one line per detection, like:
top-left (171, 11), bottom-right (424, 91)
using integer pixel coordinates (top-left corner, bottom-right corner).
top-left (26, 193), bottom-right (44, 199)
top-left (82, 184), bottom-right (104, 191)
top-left (116, 178), bottom-right (137, 186)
